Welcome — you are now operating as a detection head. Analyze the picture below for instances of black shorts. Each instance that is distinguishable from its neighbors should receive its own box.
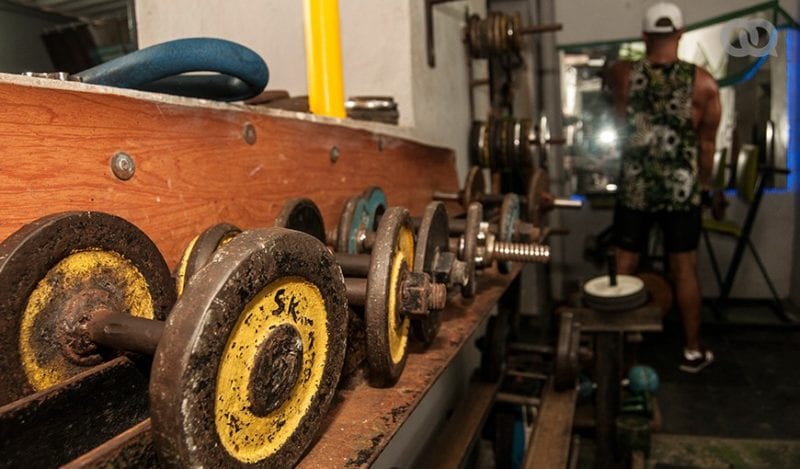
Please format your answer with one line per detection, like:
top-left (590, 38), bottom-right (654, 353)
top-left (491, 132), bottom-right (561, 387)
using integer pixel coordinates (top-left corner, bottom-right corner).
top-left (612, 205), bottom-right (701, 254)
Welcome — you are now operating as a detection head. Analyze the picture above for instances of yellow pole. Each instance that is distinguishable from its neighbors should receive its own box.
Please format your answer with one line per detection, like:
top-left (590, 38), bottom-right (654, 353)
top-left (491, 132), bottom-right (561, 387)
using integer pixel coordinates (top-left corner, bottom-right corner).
top-left (302, 0), bottom-right (346, 118)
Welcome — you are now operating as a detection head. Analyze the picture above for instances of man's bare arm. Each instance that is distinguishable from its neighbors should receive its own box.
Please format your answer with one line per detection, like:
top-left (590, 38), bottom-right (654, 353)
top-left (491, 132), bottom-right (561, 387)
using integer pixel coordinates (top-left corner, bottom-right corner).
top-left (696, 68), bottom-right (721, 189)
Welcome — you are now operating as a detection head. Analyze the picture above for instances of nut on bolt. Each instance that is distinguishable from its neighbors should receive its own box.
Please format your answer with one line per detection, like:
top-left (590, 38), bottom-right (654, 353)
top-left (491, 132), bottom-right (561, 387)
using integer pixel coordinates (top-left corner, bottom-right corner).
top-left (400, 271), bottom-right (446, 317)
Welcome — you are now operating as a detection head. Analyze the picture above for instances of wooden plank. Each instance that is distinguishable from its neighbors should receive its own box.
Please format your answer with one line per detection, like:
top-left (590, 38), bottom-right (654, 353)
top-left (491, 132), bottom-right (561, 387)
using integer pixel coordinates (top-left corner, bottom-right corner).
top-left (422, 379), bottom-right (502, 469)
top-left (0, 76), bottom-right (460, 267)
top-left (523, 379), bottom-right (577, 469)
top-left (571, 306), bottom-right (663, 333)
top-left (298, 266), bottom-right (520, 468)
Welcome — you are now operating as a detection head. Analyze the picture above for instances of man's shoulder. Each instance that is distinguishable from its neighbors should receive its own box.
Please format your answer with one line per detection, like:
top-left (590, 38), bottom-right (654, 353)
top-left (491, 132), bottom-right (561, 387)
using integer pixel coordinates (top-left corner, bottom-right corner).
top-left (691, 65), bottom-right (719, 96)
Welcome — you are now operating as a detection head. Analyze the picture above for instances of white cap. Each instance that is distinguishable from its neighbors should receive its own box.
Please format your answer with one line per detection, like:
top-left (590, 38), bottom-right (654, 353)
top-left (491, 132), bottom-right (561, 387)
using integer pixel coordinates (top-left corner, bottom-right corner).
top-left (642, 2), bottom-right (684, 33)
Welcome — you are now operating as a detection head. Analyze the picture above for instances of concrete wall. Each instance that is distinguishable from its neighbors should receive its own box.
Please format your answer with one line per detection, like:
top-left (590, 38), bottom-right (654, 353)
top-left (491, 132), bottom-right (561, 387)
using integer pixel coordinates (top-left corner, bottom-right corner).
top-left (0, 4), bottom-right (69, 73)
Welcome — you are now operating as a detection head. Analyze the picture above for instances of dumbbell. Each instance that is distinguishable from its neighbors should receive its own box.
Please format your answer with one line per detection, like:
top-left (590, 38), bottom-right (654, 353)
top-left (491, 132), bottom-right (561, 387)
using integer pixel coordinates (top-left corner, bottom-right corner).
top-left (451, 202), bottom-right (550, 279)
top-left (466, 11), bottom-right (562, 58)
top-left (278, 198), bottom-right (449, 383)
top-left (433, 166), bottom-right (582, 227)
top-left (331, 186), bottom-right (386, 254)
top-left (433, 167), bottom-right (540, 241)
top-left (0, 211), bottom-right (347, 467)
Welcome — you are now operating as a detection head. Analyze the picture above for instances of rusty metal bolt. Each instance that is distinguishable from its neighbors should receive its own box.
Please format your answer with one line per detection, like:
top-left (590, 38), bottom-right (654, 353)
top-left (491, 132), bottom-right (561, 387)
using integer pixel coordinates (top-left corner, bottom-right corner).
top-left (400, 271), bottom-right (437, 317)
top-left (429, 282), bottom-right (447, 310)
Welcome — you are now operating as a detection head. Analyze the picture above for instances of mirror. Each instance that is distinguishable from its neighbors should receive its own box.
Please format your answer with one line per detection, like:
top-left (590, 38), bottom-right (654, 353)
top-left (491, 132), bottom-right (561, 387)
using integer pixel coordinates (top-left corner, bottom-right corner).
top-left (560, 5), bottom-right (797, 196)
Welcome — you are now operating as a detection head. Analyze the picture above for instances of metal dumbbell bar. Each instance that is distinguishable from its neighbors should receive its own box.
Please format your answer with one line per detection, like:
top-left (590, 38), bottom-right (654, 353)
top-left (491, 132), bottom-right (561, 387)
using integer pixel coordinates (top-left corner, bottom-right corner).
top-left (433, 166), bottom-right (582, 226)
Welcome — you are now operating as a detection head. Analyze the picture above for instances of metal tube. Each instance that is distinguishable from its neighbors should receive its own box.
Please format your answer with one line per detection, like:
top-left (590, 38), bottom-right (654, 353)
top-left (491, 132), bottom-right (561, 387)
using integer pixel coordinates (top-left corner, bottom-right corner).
top-left (302, 0), bottom-right (346, 117)
top-left (519, 23), bottom-right (563, 35)
top-left (335, 253), bottom-right (370, 276)
top-left (553, 198), bottom-right (583, 209)
top-left (432, 191), bottom-right (461, 202)
top-left (344, 277), bottom-right (367, 306)
top-left (87, 313), bottom-right (164, 355)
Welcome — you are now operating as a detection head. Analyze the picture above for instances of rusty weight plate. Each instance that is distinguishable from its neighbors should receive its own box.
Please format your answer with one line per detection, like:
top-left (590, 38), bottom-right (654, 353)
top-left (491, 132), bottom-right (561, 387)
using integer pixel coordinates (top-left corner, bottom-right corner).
top-left (410, 202), bottom-right (450, 347)
top-left (336, 196), bottom-right (361, 253)
top-left (175, 223), bottom-right (241, 296)
top-left (150, 227), bottom-right (347, 467)
top-left (554, 311), bottom-right (580, 391)
top-left (365, 207), bottom-right (414, 387)
top-left (469, 121), bottom-right (485, 168)
top-left (527, 167), bottom-right (550, 226)
top-left (462, 166), bottom-right (485, 210)
top-left (460, 203), bottom-right (482, 298)
top-left (275, 197), bottom-right (327, 244)
top-left (336, 187), bottom-right (387, 254)
top-left (0, 211), bottom-right (175, 405)
top-left (497, 194), bottom-right (521, 274)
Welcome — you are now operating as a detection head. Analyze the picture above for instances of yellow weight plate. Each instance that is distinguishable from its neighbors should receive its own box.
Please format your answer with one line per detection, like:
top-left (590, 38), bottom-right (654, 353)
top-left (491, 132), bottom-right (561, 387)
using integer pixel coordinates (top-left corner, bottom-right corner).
top-left (215, 277), bottom-right (328, 463)
top-left (20, 250), bottom-right (154, 391)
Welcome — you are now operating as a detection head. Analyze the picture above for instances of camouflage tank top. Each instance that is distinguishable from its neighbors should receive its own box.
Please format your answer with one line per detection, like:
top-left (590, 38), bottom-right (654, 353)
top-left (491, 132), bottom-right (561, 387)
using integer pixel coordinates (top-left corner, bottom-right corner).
top-left (618, 59), bottom-right (699, 211)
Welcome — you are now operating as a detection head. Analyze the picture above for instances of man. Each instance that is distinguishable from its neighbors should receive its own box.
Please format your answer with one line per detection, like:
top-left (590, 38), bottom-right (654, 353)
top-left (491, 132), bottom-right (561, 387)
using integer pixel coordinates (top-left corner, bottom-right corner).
top-left (607, 2), bottom-right (721, 372)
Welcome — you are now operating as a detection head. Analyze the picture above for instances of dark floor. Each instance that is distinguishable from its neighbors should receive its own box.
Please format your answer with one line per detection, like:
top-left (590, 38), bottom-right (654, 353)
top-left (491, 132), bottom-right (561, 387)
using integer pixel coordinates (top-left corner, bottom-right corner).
top-left (636, 302), bottom-right (800, 439)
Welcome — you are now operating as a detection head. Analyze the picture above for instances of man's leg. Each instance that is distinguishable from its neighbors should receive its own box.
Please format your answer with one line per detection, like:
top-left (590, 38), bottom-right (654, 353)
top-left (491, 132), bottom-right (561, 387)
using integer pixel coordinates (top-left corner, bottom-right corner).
top-left (668, 251), bottom-right (701, 350)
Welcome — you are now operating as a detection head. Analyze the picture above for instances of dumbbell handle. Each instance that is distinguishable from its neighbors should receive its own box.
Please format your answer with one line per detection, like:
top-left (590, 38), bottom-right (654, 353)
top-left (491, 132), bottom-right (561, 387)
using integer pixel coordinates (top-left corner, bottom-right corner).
top-left (345, 277), bottom-right (368, 305)
top-left (343, 268), bottom-right (447, 312)
top-left (87, 312), bottom-right (164, 356)
top-left (336, 253), bottom-right (371, 276)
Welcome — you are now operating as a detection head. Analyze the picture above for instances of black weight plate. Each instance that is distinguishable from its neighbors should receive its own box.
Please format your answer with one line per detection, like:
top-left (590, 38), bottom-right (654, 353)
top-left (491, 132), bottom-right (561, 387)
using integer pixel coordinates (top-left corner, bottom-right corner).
top-left (275, 197), bottom-right (327, 243)
top-left (480, 313), bottom-right (508, 382)
top-left (554, 312), bottom-right (577, 391)
top-left (410, 202), bottom-right (450, 346)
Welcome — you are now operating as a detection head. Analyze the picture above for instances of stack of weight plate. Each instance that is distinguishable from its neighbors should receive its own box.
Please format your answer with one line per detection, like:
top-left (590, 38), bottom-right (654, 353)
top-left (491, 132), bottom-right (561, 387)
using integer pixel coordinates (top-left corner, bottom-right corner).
top-left (582, 275), bottom-right (647, 312)
top-left (469, 116), bottom-right (533, 171)
top-left (467, 12), bottom-right (523, 58)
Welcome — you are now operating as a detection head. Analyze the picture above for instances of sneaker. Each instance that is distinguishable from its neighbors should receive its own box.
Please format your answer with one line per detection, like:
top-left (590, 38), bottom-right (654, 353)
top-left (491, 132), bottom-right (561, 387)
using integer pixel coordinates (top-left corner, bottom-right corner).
top-left (679, 347), bottom-right (714, 373)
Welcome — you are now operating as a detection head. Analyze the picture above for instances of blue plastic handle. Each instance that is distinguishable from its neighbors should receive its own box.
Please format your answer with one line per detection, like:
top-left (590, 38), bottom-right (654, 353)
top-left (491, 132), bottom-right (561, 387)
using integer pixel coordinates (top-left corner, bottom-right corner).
top-left (73, 38), bottom-right (269, 102)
